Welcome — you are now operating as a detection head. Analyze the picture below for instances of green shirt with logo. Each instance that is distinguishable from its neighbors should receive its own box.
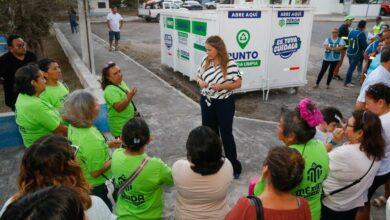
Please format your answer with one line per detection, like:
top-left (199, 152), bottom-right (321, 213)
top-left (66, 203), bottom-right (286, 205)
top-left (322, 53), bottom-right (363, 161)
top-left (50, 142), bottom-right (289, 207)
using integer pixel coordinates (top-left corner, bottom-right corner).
top-left (68, 125), bottom-right (111, 187)
top-left (254, 139), bottom-right (329, 220)
top-left (15, 94), bottom-right (61, 147)
top-left (39, 82), bottom-right (69, 111)
top-left (103, 81), bottom-right (135, 137)
top-left (111, 148), bottom-right (173, 219)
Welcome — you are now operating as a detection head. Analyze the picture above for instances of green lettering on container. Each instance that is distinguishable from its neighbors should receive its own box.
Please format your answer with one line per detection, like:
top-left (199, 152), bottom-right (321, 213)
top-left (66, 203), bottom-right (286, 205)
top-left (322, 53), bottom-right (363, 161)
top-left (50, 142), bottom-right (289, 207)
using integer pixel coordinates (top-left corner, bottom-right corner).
top-left (178, 32), bottom-right (188, 38)
top-left (175, 18), bottom-right (191, 33)
top-left (194, 43), bottom-right (206, 52)
top-left (236, 60), bottom-right (261, 68)
top-left (192, 21), bottom-right (207, 36)
top-left (165, 17), bottom-right (174, 29)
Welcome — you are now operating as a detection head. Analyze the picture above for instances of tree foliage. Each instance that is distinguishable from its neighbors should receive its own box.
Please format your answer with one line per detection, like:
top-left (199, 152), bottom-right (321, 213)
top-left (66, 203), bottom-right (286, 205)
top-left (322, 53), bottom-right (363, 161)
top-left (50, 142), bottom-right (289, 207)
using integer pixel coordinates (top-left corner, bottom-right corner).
top-left (0, 0), bottom-right (75, 55)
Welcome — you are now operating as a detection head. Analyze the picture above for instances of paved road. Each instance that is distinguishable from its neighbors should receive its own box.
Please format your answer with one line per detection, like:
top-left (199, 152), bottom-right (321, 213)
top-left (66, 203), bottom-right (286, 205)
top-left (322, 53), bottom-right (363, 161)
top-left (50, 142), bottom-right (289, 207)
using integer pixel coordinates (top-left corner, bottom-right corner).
top-left (0, 19), bottom-right (386, 219)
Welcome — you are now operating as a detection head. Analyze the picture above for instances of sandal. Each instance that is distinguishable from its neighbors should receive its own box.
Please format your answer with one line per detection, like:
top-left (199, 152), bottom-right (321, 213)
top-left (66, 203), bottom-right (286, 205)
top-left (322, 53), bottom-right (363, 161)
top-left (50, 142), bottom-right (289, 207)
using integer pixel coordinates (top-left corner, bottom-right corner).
top-left (372, 196), bottom-right (387, 207)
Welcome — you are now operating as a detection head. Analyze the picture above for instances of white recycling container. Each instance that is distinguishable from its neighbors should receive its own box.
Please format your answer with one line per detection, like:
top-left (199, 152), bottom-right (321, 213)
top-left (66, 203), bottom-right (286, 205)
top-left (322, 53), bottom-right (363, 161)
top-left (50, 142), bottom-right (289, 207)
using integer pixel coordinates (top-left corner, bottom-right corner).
top-left (160, 4), bottom-right (314, 97)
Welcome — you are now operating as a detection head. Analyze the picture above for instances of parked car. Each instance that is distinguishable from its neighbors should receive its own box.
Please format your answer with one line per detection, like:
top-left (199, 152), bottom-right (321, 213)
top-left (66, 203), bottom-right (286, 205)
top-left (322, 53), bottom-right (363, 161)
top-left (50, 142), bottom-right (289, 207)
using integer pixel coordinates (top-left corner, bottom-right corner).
top-left (381, 2), bottom-right (390, 16)
top-left (205, 1), bottom-right (216, 9)
top-left (182, 1), bottom-right (203, 10)
top-left (138, 0), bottom-right (182, 22)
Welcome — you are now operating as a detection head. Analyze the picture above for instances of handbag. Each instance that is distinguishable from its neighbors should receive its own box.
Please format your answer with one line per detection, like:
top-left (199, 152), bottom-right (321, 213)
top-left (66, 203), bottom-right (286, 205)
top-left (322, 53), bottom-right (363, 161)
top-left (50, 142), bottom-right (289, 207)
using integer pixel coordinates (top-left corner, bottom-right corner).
top-left (113, 84), bottom-right (141, 117)
top-left (105, 156), bottom-right (150, 204)
top-left (323, 157), bottom-right (376, 198)
top-left (246, 195), bottom-right (263, 220)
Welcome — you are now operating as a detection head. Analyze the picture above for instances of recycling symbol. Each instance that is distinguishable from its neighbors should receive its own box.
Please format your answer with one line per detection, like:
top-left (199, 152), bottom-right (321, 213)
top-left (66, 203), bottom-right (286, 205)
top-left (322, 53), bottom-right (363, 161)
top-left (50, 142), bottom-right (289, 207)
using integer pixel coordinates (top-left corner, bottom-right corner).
top-left (236, 29), bottom-right (250, 49)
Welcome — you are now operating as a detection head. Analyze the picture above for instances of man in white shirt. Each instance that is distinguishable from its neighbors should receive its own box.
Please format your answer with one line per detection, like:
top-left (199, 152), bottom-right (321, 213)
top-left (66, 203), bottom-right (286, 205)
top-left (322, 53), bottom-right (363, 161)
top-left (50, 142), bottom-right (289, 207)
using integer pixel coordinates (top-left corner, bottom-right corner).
top-left (107, 6), bottom-right (123, 51)
top-left (356, 46), bottom-right (390, 110)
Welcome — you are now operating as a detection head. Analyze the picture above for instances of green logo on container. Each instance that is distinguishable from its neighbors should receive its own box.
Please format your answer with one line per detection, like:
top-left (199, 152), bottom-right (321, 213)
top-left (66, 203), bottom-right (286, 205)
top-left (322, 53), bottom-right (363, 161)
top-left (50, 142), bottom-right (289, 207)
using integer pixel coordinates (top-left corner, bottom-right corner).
top-left (165, 17), bottom-right (174, 29)
top-left (236, 29), bottom-right (250, 49)
top-left (279, 19), bottom-right (286, 27)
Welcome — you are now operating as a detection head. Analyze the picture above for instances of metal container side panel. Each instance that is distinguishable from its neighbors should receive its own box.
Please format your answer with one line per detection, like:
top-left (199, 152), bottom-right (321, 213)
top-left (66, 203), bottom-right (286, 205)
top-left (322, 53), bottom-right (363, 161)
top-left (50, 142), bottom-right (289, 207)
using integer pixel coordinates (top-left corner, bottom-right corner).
top-left (161, 11), bottom-right (218, 79)
top-left (267, 7), bottom-right (314, 89)
top-left (161, 14), bottom-right (176, 68)
top-left (190, 18), bottom-right (219, 80)
top-left (218, 8), bottom-right (271, 93)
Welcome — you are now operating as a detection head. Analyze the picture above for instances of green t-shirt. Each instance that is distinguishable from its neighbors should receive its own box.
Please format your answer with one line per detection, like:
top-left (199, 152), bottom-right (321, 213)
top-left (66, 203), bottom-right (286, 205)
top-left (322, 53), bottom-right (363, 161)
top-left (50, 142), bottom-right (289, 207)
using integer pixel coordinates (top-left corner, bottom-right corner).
top-left (111, 148), bottom-right (174, 220)
top-left (68, 125), bottom-right (111, 187)
top-left (39, 82), bottom-right (69, 111)
top-left (15, 94), bottom-right (61, 147)
top-left (254, 139), bottom-right (329, 220)
top-left (104, 82), bottom-right (135, 137)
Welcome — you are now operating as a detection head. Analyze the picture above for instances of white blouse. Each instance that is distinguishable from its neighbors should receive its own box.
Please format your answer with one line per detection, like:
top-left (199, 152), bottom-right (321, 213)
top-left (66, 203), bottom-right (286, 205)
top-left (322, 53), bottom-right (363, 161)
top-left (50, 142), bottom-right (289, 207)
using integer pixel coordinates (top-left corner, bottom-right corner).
top-left (197, 57), bottom-right (242, 103)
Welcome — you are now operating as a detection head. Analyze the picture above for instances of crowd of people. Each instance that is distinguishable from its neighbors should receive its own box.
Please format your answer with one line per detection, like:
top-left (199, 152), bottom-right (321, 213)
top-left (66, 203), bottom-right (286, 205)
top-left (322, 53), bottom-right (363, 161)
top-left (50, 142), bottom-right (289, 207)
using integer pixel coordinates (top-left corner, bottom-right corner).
top-left (0, 13), bottom-right (389, 220)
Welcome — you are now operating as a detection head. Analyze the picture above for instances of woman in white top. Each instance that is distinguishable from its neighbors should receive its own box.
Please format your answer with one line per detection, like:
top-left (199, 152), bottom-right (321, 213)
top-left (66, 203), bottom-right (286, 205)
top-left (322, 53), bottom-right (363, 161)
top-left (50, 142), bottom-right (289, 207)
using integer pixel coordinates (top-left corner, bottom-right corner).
top-left (196, 35), bottom-right (242, 179)
top-left (322, 110), bottom-right (385, 220)
top-left (356, 83), bottom-right (390, 219)
top-left (0, 135), bottom-right (115, 220)
top-left (172, 126), bottom-right (233, 219)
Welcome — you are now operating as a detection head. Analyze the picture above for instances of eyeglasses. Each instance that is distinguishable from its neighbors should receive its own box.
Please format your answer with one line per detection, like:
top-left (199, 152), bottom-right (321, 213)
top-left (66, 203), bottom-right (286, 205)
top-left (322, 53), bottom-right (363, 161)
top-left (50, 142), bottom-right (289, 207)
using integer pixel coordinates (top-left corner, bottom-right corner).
top-left (14, 43), bottom-right (25, 49)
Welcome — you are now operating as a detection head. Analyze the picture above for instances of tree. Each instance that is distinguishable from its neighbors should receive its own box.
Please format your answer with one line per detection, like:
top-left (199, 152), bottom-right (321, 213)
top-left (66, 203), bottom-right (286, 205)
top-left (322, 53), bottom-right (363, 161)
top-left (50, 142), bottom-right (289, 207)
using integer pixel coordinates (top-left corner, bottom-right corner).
top-left (0, 0), bottom-right (74, 55)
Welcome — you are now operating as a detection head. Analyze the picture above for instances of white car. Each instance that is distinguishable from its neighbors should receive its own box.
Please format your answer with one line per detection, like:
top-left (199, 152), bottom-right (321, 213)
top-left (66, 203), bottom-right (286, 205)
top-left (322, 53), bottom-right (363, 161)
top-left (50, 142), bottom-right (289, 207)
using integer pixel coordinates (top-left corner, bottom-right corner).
top-left (182, 1), bottom-right (203, 10)
top-left (205, 1), bottom-right (216, 9)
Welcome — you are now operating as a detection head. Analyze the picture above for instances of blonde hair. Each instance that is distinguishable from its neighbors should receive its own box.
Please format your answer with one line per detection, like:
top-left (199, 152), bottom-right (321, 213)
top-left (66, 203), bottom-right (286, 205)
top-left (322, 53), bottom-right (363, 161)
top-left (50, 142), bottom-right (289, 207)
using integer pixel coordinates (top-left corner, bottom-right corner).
top-left (204, 36), bottom-right (229, 79)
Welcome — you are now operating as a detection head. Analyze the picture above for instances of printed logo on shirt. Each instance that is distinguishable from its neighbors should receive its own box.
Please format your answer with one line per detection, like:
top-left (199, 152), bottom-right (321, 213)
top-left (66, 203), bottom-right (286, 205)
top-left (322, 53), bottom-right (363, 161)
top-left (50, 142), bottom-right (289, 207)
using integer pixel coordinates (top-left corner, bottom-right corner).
top-left (272, 36), bottom-right (301, 59)
top-left (307, 162), bottom-right (323, 183)
top-left (114, 175), bottom-right (147, 206)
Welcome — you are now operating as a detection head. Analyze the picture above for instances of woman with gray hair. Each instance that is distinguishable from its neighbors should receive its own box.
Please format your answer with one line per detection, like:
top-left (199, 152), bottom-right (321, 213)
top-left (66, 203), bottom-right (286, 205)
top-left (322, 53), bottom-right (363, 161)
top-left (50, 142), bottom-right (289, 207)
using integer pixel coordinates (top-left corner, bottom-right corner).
top-left (62, 89), bottom-right (121, 211)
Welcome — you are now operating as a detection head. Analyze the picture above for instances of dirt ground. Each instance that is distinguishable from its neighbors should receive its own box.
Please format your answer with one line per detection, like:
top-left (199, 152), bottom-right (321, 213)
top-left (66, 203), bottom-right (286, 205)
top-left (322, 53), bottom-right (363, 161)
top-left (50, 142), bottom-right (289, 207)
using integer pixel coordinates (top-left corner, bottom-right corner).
top-left (0, 33), bottom-right (82, 113)
top-left (92, 19), bottom-right (368, 122)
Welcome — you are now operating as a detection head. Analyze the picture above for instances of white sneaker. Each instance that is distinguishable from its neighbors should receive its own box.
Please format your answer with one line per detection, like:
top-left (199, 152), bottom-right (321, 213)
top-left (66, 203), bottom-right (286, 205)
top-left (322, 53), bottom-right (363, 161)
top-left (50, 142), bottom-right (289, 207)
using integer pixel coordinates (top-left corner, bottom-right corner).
top-left (344, 83), bottom-right (355, 88)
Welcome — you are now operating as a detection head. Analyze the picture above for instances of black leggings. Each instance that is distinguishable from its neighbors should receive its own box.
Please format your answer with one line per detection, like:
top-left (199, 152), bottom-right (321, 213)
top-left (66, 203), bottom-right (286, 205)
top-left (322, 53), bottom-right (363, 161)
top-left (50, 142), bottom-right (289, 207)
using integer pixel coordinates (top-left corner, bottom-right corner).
top-left (316, 60), bottom-right (339, 85)
top-left (92, 183), bottom-right (113, 211)
top-left (200, 95), bottom-right (242, 175)
top-left (367, 171), bottom-right (390, 200)
top-left (321, 204), bottom-right (357, 220)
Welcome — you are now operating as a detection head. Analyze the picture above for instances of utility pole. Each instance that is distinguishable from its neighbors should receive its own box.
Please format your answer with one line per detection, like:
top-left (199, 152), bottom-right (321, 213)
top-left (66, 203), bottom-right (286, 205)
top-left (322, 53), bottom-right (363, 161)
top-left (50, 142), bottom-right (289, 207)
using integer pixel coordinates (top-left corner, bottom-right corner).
top-left (78, 0), bottom-right (96, 75)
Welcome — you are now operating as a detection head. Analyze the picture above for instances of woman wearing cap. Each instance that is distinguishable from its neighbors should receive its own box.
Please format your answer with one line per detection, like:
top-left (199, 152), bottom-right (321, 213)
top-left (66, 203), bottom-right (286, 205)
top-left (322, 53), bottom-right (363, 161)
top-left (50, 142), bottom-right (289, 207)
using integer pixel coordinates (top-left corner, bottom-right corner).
top-left (333, 15), bottom-right (354, 80)
top-left (314, 28), bottom-right (345, 89)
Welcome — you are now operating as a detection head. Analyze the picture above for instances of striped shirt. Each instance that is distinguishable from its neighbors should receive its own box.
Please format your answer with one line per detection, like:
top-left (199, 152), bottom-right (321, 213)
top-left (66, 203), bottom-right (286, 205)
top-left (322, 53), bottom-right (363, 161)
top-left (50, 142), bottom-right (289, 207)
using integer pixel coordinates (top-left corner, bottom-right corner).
top-left (197, 57), bottom-right (242, 104)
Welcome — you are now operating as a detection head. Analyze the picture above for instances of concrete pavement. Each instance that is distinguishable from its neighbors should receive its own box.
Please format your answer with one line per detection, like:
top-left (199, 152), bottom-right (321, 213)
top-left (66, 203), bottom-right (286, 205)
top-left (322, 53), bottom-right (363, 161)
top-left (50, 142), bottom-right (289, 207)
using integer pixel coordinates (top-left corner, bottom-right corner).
top-left (0, 21), bottom-right (386, 219)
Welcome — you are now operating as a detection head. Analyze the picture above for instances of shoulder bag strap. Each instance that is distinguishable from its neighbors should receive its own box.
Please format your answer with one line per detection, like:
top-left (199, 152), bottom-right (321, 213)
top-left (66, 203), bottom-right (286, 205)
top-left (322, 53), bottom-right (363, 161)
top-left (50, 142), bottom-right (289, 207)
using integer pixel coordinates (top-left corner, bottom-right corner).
top-left (113, 84), bottom-right (138, 112)
top-left (246, 195), bottom-right (263, 220)
top-left (117, 156), bottom-right (150, 196)
top-left (328, 157), bottom-right (376, 196)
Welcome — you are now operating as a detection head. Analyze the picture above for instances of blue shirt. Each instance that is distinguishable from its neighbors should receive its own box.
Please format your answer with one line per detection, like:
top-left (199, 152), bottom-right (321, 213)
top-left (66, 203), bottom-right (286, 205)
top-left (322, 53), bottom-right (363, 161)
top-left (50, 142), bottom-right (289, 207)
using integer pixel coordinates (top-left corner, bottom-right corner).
top-left (368, 53), bottom-right (381, 75)
top-left (347, 29), bottom-right (368, 58)
top-left (365, 40), bottom-right (379, 54)
top-left (323, 37), bottom-right (345, 61)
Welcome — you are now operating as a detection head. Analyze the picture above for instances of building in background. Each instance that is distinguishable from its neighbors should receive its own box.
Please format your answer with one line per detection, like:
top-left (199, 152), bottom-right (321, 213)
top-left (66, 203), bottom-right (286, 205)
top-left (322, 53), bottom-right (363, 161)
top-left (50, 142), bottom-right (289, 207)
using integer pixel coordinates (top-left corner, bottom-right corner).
top-left (89, 0), bottom-right (110, 15)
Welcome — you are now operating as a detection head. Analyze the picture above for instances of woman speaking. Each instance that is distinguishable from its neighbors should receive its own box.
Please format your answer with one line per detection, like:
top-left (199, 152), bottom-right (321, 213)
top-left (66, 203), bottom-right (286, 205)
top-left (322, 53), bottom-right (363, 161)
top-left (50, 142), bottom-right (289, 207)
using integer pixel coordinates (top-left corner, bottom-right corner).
top-left (196, 35), bottom-right (242, 179)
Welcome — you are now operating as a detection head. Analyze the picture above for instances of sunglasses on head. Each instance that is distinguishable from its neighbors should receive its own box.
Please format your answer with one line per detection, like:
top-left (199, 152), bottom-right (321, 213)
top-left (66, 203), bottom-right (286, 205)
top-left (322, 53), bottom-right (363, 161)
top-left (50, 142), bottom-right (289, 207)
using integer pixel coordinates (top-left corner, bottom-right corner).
top-left (103, 61), bottom-right (115, 69)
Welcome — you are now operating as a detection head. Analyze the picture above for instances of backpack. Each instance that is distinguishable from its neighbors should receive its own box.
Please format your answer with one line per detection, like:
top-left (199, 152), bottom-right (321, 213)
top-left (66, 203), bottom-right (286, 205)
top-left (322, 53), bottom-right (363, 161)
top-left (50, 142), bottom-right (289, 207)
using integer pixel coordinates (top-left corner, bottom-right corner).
top-left (347, 30), bottom-right (364, 56)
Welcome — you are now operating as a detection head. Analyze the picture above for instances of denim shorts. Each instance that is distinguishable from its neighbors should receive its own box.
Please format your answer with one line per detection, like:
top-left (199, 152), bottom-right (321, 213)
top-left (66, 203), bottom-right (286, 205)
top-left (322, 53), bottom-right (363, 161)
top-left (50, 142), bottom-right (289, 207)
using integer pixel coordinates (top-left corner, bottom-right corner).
top-left (109, 31), bottom-right (120, 41)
